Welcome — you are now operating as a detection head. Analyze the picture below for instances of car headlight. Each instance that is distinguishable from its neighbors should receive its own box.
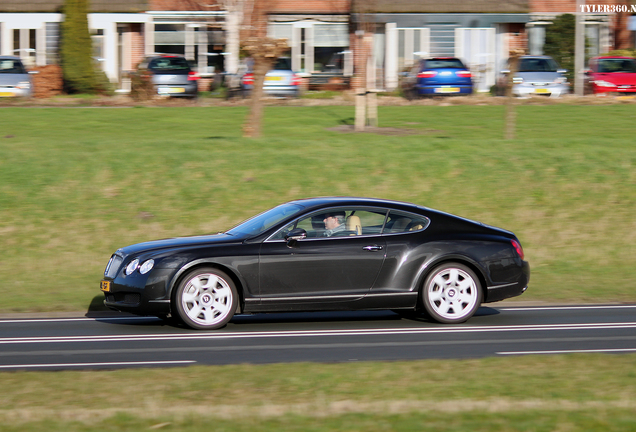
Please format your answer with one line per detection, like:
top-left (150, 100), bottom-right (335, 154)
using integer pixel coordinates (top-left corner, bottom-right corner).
top-left (512, 77), bottom-right (523, 84)
top-left (17, 81), bottom-right (31, 89)
top-left (594, 80), bottom-right (616, 88)
top-left (554, 77), bottom-right (567, 84)
top-left (139, 259), bottom-right (155, 275)
top-left (125, 259), bottom-right (139, 275)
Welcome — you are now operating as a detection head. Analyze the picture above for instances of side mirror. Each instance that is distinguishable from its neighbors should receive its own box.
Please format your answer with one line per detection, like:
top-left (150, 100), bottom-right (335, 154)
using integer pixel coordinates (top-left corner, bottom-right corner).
top-left (557, 69), bottom-right (567, 74)
top-left (501, 69), bottom-right (511, 75)
top-left (285, 228), bottom-right (307, 248)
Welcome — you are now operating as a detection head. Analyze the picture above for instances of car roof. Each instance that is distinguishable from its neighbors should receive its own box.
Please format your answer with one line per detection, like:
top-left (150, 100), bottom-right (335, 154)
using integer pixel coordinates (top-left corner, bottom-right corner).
top-left (287, 196), bottom-right (426, 212)
top-left (0, 56), bottom-right (22, 61)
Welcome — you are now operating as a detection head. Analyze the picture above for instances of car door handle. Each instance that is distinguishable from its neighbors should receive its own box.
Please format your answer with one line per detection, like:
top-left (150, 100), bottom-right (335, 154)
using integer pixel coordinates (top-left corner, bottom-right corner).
top-left (363, 245), bottom-right (383, 251)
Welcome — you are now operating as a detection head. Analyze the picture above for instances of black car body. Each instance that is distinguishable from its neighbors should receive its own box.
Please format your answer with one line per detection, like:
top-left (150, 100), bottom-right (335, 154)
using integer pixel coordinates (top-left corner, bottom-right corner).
top-left (101, 197), bottom-right (529, 329)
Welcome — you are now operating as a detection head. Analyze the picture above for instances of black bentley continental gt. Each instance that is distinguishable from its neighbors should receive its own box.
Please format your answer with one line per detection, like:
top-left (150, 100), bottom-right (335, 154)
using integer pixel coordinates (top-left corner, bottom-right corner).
top-left (101, 197), bottom-right (529, 329)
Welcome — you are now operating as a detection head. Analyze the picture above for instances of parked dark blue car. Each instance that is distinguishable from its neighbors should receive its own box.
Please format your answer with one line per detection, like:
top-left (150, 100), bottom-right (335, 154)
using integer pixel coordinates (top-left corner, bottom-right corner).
top-left (411, 57), bottom-right (473, 96)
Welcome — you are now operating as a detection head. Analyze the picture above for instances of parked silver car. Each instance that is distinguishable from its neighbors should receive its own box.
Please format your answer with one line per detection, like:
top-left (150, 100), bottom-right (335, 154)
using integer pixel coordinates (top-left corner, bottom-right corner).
top-left (241, 58), bottom-right (301, 97)
top-left (503, 55), bottom-right (569, 98)
top-left (139, 55), bottom-right (199, 98)
top-left (0, 56), bottom-right (33, 98)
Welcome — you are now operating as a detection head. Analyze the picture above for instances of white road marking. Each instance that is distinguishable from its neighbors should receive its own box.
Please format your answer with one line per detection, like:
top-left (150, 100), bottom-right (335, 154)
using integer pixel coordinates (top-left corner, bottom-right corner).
top-left (1, 322), bottom-right (635, 345)
top-left (0, 360), bottom-right (196, 369)
top-left (500, 305), bottom-right (636, 311)
top-left (498, 348), bottom-right (636, 355)
top-left (0, 316), bottom-right (158, 324)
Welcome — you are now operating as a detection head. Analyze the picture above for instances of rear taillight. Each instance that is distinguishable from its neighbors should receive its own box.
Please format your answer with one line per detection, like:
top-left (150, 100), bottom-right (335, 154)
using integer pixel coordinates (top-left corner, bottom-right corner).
top-left (242, 73), bottom-right (254, 85)
top-left (511, 239), bottom-right (525, 260)
top-left (417, 71), bottom-right (438, 79)
top-left (187, 71), bottom-right (200, 81)
top-left (292, 73), bottom-right (301, 86)
top-left (456, 71), bottom-right (472, 78)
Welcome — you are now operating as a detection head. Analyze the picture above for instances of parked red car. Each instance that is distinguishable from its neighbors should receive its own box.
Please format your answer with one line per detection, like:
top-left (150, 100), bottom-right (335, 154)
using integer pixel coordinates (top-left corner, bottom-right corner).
top-left (586, 56), bottom-right (636, 95)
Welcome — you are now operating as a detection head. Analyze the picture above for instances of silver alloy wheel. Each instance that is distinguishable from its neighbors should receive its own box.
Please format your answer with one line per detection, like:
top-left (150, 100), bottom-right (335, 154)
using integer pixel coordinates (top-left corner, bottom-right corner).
top-left (178, 270), bottom-right (235, 328)
top-left (423, 264), bottom-right (481, 323)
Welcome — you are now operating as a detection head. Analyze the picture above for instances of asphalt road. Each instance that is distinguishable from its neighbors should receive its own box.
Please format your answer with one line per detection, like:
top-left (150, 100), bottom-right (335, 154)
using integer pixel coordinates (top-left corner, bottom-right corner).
top-left (1, 304), bottom-right (635, 370)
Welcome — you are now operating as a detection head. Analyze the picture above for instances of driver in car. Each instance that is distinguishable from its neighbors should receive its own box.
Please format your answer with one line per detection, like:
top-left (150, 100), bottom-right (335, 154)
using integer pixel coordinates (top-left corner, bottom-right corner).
top-left (323, 211), bottom-right (347, 237)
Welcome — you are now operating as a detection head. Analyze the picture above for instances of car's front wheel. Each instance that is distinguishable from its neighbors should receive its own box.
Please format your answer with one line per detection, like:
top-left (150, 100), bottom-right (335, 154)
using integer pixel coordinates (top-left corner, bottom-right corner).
top-left (421, 263), bottom-right (482, 324)
top-left (173, 268), bottom-right (238, 330)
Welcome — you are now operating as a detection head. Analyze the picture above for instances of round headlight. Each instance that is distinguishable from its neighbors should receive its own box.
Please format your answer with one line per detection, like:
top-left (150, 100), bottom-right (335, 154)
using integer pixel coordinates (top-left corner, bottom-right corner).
top-left (125, 258), bottom-right (139, 275)
top-left (139, 259), bottom-right (155, 275)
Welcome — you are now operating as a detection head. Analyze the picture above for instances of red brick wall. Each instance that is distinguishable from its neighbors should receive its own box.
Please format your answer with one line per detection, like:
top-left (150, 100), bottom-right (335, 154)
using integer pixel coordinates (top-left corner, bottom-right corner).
top-left (149, 0), bottom-right (222, 11)
top-left (269, 0), bottom-right (350, 14)
top-left (508, 23), bottom-right (528, 52)
top-left (131, 24), bottom-right (145, 69)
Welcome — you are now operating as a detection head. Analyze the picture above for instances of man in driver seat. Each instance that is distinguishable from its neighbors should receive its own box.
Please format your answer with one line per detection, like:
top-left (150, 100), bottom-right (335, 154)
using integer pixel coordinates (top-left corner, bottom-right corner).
top-left (323, 211), bottom-right (347, 237)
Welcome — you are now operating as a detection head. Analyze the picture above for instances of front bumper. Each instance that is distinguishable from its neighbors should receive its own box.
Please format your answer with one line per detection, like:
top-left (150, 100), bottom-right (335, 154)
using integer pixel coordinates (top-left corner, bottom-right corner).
top-left (102, 267), bottom-right (174, 316)
top-left (513, 83), bottom-right (568, 98)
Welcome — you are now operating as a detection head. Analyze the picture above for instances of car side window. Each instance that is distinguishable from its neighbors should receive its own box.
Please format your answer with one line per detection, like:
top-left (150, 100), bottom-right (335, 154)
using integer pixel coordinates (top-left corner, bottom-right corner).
top-left (383, 210), bottom-right (430, 234)
top-left (269, 208), bottom-right (388, 240)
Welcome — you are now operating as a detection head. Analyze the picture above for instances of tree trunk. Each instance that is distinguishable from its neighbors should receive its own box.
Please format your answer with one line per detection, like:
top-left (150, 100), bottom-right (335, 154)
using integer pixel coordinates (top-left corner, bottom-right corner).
top-left (243, 57), bottom-right (271, 138)
top-left (505, 52), bottom-right (520, 140)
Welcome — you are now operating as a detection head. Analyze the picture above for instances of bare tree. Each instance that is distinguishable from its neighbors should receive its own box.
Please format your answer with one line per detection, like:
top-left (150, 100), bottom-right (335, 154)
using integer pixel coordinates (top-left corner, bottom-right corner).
top-left (505, 49), bottom-right (524, 140)
top-left (351, 0), bottom-right (378, 132)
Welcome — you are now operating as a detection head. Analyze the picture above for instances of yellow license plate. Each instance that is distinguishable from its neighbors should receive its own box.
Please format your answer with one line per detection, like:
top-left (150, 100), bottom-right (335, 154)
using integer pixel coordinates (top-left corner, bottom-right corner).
top-left (265, 76), bottom-right (282, 82)
top-left (100, 280), bottom-right (111, 292)
top-left (0, 92), bottom-right (15, 97)
top-left (435, 87), bottom-right (460, 93)
top-left (534, 88), bottom-right (549, 94)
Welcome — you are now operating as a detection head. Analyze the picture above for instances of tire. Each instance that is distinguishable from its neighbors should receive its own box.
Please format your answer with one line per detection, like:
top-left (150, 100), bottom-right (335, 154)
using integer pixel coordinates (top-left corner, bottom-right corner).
top-left (421, 263), bottom-right (482, 324)
top-left (173, 267), bottom-right (238, 330)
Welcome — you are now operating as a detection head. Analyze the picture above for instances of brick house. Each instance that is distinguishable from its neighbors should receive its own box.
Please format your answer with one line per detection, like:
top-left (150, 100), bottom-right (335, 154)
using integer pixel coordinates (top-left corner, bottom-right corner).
top-left (1, 0), bottom-right (633, 92)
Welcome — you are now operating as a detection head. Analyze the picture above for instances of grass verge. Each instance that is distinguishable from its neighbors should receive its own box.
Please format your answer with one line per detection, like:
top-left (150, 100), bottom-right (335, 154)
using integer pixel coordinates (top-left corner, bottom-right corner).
top-left (0, 355), bottom-right (634, 431)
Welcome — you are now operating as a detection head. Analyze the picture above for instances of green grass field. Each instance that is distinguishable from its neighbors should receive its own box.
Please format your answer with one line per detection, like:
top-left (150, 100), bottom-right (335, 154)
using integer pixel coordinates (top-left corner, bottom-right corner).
top-left (1, 355), bottom-right (635, 431)
top-left (1, 103), bottom-right (635, 431)
top-left (1, 104), bottom-right (634, 312)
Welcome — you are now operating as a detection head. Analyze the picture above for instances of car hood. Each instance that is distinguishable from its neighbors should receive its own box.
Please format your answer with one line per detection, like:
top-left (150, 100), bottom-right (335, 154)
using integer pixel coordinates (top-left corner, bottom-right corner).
top-left (118, 233), bottom-right (241, 256)
top-left (516, 71), bottom-right (561, 83)
top-left (591, 72), bottom-right (636, 85)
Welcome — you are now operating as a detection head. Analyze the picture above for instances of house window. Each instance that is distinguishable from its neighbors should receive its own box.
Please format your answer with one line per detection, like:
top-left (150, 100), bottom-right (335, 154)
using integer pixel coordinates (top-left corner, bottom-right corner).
top-left (91, 29), bottom-right (104, 62)
top-left (13, 28), bottom-right (37, 67)
top-left (46, 23), bottom-right (60, 65)
top-left (313, 23), bottom-right (348, 72)
top-left (397, 28), bottom-right (430, 70)
top-left (154, 24), bottom-right (186, 55)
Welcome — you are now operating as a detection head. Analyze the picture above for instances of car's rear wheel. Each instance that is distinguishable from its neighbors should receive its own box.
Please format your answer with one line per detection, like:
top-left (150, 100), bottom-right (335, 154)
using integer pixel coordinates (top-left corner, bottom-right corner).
top-left (421, 263), bottom-right (482, 324)
top-left (174, 268), bottom-right (238, 330)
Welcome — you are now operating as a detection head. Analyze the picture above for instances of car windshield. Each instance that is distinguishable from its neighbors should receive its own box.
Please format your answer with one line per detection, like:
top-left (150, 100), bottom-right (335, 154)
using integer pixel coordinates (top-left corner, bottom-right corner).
top-left (148, 57), bottom-right (191, 72)
top-left (0, 59), bottom-right (26, 74)
top-left (518, 58), bottom-right (559, 72)
top-left (597, 58), bottom-right (636, 73)
top-left (226, 203), bottom-right (304, 237)
top-left (425, 58), bottom-right (465, 69)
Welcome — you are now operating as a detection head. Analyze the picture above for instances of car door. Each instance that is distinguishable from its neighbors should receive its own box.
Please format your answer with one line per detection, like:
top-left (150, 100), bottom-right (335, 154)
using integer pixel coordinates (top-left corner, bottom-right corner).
top-left (258, 207), bottom-right (388, 303)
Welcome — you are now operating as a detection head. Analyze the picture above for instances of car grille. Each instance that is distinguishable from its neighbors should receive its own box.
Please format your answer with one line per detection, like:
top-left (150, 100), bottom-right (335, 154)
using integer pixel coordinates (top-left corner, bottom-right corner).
top-left (104, 254), bottom-right (124, 278)
top-left (105, 293), bottom-right (141, 305)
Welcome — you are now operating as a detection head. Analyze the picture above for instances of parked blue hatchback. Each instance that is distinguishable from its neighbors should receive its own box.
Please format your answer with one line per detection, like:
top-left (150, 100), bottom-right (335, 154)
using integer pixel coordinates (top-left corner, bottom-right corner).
top-left (414, 57), bottom-right (473, 96)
